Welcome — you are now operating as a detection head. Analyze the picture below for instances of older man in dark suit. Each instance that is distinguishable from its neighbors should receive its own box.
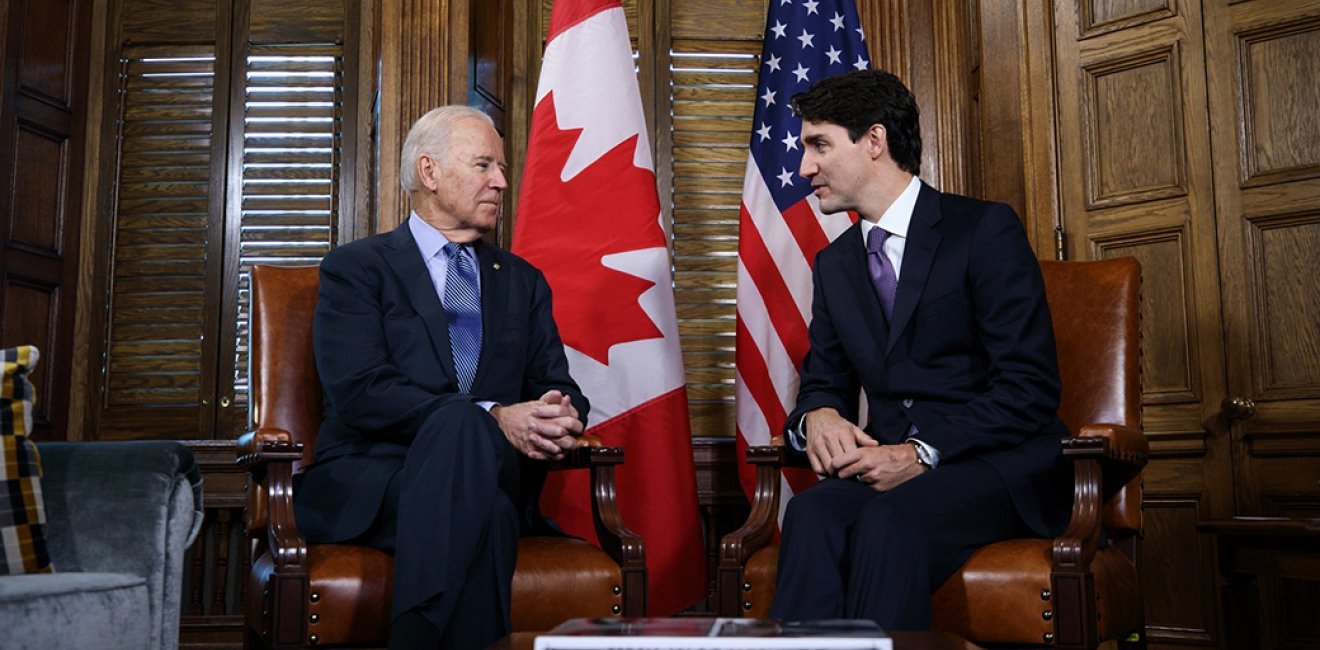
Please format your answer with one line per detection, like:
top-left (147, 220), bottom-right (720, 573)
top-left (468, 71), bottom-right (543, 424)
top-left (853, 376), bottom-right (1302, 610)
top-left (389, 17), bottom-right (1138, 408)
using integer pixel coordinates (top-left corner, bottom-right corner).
top-left (769, 70), bottom-right (1071, 630)
top-left (293, 106), bottom-right (588, 649)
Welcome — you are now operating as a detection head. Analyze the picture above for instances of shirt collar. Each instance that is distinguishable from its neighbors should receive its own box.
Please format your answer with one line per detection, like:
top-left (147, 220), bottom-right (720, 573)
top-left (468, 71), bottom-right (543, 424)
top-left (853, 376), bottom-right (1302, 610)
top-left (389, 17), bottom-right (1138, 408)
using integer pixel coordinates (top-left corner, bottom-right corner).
top-left (860, 176), bottom-right (922, 242)
top-left (408, 211), bottom-right (474, 263)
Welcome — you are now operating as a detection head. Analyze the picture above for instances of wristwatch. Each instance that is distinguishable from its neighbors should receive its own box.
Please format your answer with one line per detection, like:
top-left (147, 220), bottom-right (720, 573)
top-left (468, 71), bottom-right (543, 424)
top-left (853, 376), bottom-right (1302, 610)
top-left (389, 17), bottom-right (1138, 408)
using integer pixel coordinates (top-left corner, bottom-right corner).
top-left (905, 439), bottom-right (934, 469)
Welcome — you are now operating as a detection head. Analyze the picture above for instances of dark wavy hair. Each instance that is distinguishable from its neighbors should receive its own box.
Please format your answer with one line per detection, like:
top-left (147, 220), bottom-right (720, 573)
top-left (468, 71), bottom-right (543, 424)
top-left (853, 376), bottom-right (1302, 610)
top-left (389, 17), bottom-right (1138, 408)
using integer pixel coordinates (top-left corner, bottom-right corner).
top-left (790, 69), bottom-right (922, 176)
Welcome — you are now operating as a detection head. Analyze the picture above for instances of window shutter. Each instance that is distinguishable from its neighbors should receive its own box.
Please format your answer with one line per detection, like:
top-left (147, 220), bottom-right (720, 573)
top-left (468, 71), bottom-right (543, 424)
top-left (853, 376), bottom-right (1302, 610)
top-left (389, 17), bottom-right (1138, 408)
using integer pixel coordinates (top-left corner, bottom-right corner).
top-left (225, 46), bottom-right (343, 420)
top-left (668, 40), bottom-right (759, 437)
top-left (103, 46), bottom-right (219, 418)
top-left (93, 0), bottom-right (358, 440)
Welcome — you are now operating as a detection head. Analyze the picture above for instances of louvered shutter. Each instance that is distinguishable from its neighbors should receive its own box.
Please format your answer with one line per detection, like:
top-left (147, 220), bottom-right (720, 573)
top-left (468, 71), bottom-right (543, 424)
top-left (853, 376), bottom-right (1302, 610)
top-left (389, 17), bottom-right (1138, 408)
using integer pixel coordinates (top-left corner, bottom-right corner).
top-left (222, 47), bottom-right (343, 431)
top-left (94, 0), bottom-right (357, 440)
top-left (666, 0), bottom-right (764, 437)
top-left (102, 46), bottom-right (221, 433)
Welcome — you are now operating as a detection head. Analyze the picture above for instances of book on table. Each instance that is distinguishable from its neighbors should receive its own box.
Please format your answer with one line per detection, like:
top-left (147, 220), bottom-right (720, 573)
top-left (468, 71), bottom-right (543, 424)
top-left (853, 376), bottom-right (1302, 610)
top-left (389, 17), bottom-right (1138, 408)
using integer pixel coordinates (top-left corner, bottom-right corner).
top-left (533, 617), bottom-right (892, 650)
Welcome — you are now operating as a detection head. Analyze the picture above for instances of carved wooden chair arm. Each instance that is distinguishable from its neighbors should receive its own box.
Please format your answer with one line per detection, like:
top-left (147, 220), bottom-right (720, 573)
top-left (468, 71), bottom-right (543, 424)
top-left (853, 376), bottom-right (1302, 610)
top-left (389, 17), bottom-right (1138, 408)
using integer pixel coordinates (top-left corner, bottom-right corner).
top-left (236, 428), bottom-right (307, 570)
top-left (1055, 423), bottom-right (1149, 570)
top-left (545, 436), bottom-right (646, 613)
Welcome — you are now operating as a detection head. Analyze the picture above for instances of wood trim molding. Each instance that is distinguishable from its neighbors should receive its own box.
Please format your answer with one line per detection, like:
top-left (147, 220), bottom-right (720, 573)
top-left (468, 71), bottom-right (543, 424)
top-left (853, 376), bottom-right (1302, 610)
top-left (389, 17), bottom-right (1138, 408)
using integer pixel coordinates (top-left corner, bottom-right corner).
top-left (377, 0), bottom-right (464, 233)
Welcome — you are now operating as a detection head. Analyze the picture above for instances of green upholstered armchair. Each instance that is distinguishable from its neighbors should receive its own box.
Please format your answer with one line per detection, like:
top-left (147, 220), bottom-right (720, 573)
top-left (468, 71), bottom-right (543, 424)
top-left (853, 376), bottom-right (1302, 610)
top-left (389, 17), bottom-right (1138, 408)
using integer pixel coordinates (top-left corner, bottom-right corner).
top-left (0, 441), bottom-right (203, 650)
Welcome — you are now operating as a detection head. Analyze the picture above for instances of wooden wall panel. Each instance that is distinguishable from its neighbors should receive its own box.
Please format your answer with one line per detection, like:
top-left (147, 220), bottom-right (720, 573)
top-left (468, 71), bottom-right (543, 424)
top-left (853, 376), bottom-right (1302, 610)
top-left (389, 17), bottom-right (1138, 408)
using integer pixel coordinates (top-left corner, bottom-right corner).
top-left (1141, 495), bottom-right (1219, 645)
top-left (0, 281), bottom-right (56, 424)
top-left (0, 0), bottom-right (88, 440)
top-left (1083, 48), bottom-right (1186, 206)
top-left (1081, 0), bottom-right (1175, 37)
top-left (15, 1), bottom-right (73, 102)
top-left (1238, 20), bottom-right (1320, 184)
top-left (1252, 215), bottom-right (1320, 394)
top-left (1099, 234), bottom-right (1196, 402)
top-left (9, 125), bottom-right (66, 251)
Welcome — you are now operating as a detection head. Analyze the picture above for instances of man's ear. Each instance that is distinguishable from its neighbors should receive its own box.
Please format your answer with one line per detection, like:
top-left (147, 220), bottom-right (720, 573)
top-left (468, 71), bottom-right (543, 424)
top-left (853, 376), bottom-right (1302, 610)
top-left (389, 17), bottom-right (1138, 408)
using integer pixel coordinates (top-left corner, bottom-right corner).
top-left (417, 154), bottom-right (440, 191)
top-left (866, 124), bottom-right (887, 160)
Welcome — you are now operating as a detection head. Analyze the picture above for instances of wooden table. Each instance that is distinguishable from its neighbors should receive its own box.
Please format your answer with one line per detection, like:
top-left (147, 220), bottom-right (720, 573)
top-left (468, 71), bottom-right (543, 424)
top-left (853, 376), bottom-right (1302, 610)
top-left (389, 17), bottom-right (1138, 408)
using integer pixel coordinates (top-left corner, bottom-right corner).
top-left (489, 630), bottom-right (983, 650)
top-left (1198, 516), bottom-right (1320, 650)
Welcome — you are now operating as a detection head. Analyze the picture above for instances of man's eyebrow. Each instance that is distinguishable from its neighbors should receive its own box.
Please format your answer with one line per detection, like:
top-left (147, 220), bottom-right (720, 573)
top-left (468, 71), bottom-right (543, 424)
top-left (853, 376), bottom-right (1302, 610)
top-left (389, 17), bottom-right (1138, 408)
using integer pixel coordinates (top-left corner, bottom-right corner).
top-left (802, 133), bottom-right (827, 145)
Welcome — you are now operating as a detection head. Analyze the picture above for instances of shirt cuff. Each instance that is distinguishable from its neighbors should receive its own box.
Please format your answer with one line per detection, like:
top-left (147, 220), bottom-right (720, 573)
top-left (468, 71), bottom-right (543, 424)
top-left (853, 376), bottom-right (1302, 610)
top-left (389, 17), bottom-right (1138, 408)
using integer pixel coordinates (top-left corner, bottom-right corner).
top-left (787, 414), bottom-right (808, 452)
top-left (907, 437), bottom-right (941, 468)
top-left (476, 400), bottom-right (497, 413)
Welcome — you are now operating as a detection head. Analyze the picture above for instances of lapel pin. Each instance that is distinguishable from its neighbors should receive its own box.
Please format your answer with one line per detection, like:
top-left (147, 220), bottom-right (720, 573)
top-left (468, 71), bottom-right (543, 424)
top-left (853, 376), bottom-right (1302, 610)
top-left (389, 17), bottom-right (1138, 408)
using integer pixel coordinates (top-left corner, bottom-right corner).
top-left (492, 262), bottom-right (501, 271)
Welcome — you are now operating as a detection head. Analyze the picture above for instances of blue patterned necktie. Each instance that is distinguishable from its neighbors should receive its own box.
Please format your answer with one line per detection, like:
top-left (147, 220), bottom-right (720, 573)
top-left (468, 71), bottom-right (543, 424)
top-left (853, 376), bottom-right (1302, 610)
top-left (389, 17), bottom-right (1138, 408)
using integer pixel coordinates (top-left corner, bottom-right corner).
top-left (442, 242), bottom-right (482, 392)
top-left (867, 227), bottom-right (898, 320)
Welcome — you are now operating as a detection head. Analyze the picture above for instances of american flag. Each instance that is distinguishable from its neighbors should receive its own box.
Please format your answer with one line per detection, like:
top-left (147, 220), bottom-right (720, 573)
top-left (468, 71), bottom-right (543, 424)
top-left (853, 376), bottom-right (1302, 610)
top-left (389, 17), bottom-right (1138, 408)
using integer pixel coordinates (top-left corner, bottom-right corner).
top-left (734, 0), bottom-right (870, 512)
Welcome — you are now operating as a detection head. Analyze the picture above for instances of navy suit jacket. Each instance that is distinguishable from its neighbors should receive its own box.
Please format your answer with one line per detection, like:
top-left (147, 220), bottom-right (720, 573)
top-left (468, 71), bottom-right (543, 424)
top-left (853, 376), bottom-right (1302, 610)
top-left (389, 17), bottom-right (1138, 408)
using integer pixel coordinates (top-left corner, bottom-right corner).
top-left (787, 183), bottom-right (1070, 537)
top-left (295, 222), bottom-right (587, 543)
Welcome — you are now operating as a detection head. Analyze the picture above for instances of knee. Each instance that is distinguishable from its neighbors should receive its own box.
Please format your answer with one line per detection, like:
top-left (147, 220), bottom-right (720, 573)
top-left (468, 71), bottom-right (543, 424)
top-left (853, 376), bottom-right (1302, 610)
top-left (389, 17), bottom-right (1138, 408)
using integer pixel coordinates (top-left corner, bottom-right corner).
top-left (416, 401), bottom-right (502, 449)
top-left (781, 488), bottom-right (854, 542)
top-left (850, 497), bottom-right (929, 552)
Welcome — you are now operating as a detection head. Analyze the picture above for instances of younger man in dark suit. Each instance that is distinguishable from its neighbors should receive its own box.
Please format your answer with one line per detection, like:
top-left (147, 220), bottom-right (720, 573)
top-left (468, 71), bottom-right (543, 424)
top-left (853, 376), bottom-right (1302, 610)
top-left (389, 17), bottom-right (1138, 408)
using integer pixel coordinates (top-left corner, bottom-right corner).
top-left (294, 106), bottom-right (588, 649)
top-left (770, 70), bottom-right (1071, 630)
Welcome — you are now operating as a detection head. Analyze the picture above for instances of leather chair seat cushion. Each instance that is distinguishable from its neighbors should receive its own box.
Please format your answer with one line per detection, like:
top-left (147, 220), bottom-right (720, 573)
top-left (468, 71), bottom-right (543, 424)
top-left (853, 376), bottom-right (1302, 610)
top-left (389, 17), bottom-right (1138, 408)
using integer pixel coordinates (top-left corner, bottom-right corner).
top-left (511, 537), bottom-right (622, 632)
top-left (931, 538), bottom-right (1140, 645)
top-left (305, 545), bottom-right (395, 646)
top-left (249, 537), bottom-right (625, 645)
top-left (740, 545), bottom-right (778, 619)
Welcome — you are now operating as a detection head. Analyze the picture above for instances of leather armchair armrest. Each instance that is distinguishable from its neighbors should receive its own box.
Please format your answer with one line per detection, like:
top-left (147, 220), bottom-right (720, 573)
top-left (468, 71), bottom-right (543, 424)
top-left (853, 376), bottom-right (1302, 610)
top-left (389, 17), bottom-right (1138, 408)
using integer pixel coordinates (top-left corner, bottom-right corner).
top-left (1055, 424), bottom-right (1149, 570)
top-left (236, 428), bottom-right (307, 571)
top-left (545, 437), bottom-right (647, 615)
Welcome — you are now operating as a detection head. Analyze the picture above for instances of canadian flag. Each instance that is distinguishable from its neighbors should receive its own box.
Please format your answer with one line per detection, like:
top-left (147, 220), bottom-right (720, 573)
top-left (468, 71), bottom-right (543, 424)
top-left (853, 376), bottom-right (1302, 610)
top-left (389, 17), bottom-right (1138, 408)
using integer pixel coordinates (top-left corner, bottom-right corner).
top-left (512, 0), bottom-right (706, 616)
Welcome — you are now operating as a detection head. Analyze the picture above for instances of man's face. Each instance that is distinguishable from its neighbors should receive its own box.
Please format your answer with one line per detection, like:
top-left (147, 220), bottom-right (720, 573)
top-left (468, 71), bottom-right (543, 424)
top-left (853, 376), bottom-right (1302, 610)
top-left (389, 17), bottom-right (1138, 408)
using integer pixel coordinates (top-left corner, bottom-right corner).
top-left (798, 120), bottom-right (872, 215)
top-left (422, 117), bottom-right (508, 236)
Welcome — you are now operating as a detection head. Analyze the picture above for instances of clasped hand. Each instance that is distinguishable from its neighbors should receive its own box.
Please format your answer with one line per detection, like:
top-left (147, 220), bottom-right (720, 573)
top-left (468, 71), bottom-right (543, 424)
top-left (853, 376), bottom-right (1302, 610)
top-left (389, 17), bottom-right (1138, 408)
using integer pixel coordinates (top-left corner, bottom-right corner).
top-left (493, 390), bottom-right (583, 461)
top-left (804, 408), bottom-right (927, 491)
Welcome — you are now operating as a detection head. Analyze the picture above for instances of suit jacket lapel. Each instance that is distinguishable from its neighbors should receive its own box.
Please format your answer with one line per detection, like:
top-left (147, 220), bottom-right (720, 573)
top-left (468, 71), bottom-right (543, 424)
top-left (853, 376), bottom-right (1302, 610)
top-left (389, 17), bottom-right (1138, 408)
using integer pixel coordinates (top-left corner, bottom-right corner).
top-left (382, 223), bottom-right (458, 384)
top-left (887, 183), bottom-right (942, 353)
top-left (470, 240), bottom-right (508, 391)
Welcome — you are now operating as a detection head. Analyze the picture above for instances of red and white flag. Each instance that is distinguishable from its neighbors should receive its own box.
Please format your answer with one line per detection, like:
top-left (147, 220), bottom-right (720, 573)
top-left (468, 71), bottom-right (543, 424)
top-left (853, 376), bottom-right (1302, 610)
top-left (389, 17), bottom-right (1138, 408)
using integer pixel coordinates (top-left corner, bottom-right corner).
top-left (734, 1), bottom-right (870, 515)
top-left (513, 0), bottom-right (706, 616)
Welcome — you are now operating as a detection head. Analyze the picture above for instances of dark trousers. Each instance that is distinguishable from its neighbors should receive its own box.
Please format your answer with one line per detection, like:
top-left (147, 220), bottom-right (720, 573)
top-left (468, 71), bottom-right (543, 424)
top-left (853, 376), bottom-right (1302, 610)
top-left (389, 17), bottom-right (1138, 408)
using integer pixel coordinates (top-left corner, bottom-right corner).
top-left (769, 459), bottom-right (1029, 630)
top-left (355, 402), bottom-right (523, 649)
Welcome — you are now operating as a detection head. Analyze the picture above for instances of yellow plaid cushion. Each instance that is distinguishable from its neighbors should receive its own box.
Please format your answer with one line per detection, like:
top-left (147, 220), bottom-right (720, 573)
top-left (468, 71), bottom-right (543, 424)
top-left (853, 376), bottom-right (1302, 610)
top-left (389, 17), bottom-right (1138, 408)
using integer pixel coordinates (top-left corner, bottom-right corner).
top-left (1, 345), bottom-right (52, 574)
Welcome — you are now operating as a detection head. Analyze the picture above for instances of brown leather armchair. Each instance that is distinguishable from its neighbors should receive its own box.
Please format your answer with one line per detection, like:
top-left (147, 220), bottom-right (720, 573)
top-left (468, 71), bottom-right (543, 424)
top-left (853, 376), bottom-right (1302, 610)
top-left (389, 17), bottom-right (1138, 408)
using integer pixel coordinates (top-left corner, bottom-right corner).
top-left (718, 257), bottom-right (1147, 650)
top-left (238, 265), bottom-right (646, 649)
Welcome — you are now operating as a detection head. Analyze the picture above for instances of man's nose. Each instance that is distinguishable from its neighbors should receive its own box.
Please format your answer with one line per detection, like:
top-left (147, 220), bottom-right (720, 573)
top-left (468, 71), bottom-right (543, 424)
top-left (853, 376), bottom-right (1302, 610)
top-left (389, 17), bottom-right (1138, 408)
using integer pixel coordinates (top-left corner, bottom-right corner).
top-left (799, 156), bottom-right (818, 179)
top-left (491, 169), bottom-right (508, 190)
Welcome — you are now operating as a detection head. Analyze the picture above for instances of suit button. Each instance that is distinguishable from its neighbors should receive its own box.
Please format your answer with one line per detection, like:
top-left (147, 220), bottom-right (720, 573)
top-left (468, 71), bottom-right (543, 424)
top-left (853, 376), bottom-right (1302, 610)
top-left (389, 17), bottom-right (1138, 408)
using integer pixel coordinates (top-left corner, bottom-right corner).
top-left (902, 398), bottom-right (913, 408)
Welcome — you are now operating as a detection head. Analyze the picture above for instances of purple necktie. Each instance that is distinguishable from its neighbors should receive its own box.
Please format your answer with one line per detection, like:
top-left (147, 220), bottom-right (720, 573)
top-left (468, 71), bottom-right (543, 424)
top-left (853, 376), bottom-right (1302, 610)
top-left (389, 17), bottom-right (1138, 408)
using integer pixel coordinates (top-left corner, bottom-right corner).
top-left (867, 227), bottom-right (897, 320)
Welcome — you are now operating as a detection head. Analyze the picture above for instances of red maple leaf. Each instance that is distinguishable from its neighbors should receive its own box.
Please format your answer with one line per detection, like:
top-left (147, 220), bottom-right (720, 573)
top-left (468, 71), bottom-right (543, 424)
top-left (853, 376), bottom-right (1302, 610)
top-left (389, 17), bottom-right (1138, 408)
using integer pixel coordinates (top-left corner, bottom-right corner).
top-left (513, 93), bottom-right (666, 364)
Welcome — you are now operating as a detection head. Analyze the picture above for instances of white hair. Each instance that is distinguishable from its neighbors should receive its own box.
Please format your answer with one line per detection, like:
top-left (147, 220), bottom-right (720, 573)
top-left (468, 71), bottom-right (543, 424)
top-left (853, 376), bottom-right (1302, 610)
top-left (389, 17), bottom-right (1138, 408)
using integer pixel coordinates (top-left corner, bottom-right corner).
top-left (399, 105), bottom-right (495, 193)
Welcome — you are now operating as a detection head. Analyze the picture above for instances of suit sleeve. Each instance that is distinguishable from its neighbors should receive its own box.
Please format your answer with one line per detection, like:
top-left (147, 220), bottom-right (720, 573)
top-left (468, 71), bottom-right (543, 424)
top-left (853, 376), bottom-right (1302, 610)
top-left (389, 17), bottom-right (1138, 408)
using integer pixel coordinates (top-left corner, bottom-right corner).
top-left (313, 247), bottom-right (471, 440)
top-left (785, 252), bottom-right (861, 437)
top-left (518, 266), bottom-right (590, 426)
top-left (916, 204), bottom-right (1063, 461)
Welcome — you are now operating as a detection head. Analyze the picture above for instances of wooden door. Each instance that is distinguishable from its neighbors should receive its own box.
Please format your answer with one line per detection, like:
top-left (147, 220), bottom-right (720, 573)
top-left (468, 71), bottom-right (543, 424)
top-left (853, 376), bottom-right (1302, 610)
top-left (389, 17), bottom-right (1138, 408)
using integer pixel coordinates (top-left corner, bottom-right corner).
top-left (1204, 1), bottom-right (1320, 647)
top-left (1048, 0), bottom-right (1320, 648)
top-left (0, 0), bottom-right (89, 440)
